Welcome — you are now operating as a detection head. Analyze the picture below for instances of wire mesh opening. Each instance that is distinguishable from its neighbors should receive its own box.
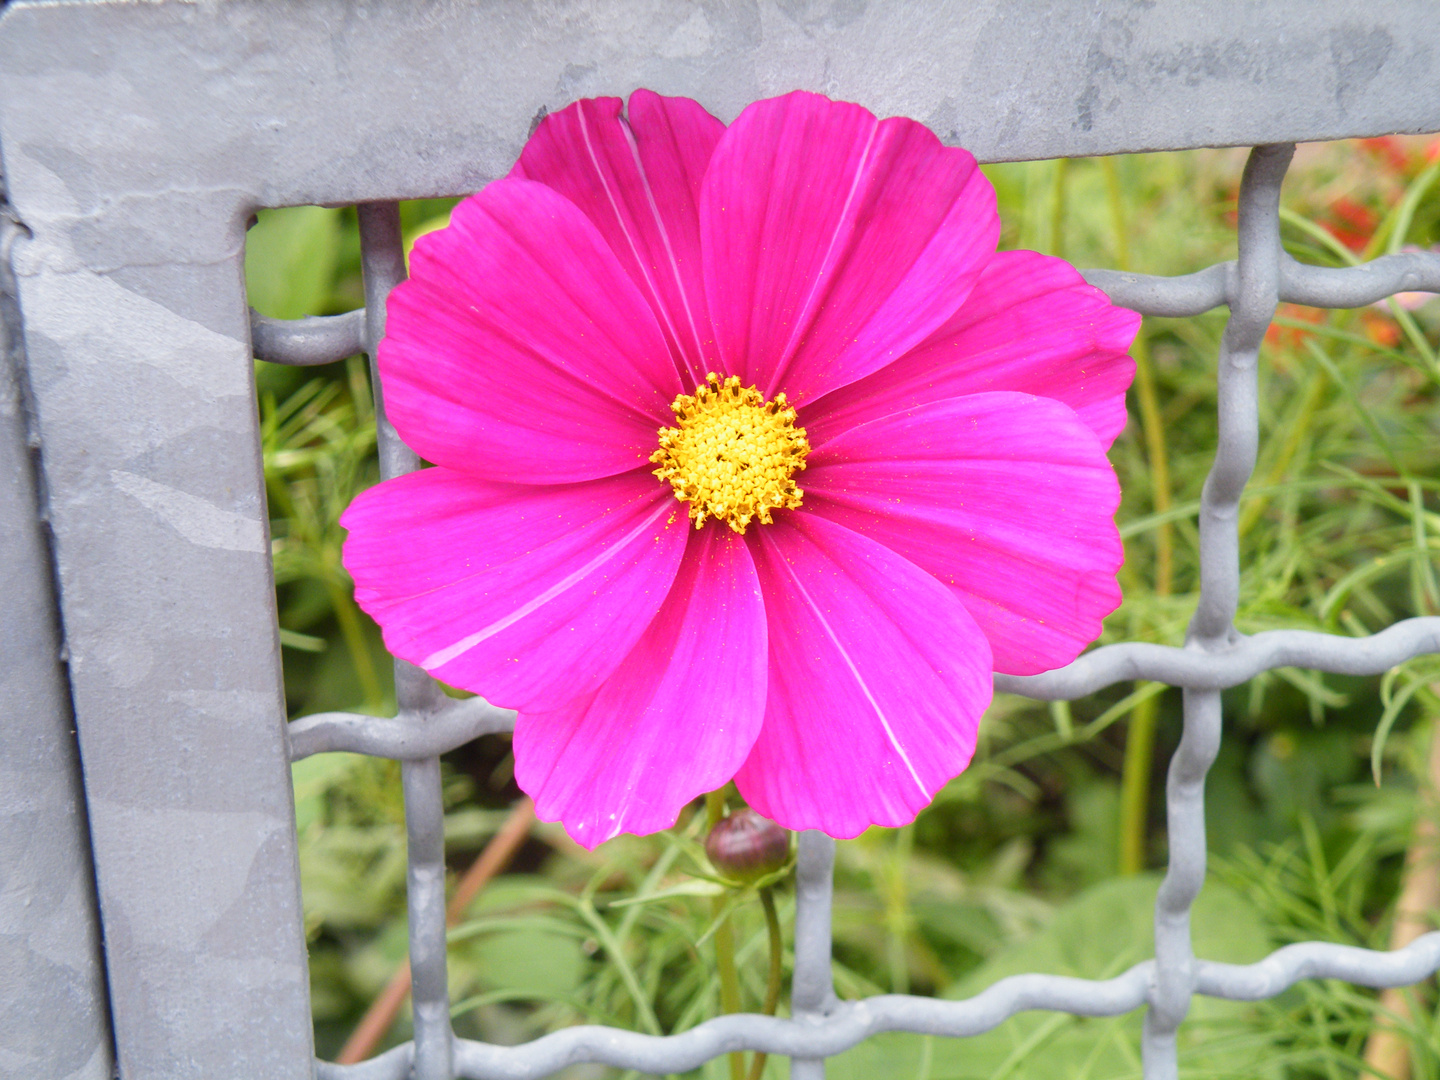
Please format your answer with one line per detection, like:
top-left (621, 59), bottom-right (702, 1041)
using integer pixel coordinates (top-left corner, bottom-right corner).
top-left (242, 146), bottom-right (1440, 1080)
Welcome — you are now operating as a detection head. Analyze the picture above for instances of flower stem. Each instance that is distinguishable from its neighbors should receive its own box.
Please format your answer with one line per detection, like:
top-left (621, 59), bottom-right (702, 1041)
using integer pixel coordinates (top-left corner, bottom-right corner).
top-left (884, 824), bottom-right (914, 994)
top-left (1129, 334), bottom-right (1171, 591)
top-left (1118, 339), bottom-right (1166, 875)
top-left (1237, 345), bottom-right (1328, 537)
top-left (1363, 711), bottom-right (1440, 1080)
top-left (325, 576), bottom-right (385, 712)
top-left (745, 886), bottom-right (784, 1080)
top-left (1050, 157), bottom-right (1071, 260)
top-left (1119, 693), bottom-right (1159, 875)
top-left (1104, 154), bottom-right (1171, 876)
top-left (706, 791), bottom-right (745, 1080)
top-left (1101, 156), bottom-right (1171, 593)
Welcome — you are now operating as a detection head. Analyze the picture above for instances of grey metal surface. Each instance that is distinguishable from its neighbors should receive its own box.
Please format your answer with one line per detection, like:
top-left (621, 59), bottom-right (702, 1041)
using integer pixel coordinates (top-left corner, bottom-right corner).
top-left (252, 309), bottom-right (366, 369)
top-left (789, 832), bottom-right (838, 1080)
top-left (0, 185), bottom-right (113, 1080)
top-left (394, 933), bottom-right (1440, 1080)
top-left (3, 2), bottom-right (1440, 1079)
top-left (6, 233), bottom-right (317, 1073)
top-left (5, 214), bottom-right (315, 1074)
top-left (1086, 247), bottom-right (1440, 318)
top-left (996, 616), bottom-right (1440, 698)
top-left (287, 695), bottom-right (515, 763)
top-left (0, 2), bottom-right (316, 1073)
top-left (2, 0), bottom-right (1440, 219)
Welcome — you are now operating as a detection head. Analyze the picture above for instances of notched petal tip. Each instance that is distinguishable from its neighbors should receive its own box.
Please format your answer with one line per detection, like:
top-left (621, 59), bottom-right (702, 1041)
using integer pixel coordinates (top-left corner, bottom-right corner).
top-left (702, 89), bottom-right (999, 405)
top-left (803, 248), bottom-right (1140, 451)
top-left (511, 90), bottom-right (727, 386)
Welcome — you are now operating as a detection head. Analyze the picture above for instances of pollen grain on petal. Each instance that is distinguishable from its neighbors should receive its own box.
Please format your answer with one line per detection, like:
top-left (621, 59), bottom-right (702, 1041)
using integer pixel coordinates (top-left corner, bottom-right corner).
top-left (650, 372), bottom-right (809, 534)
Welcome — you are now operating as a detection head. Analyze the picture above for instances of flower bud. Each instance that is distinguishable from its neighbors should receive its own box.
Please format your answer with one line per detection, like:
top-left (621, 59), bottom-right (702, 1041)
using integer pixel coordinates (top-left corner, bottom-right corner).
top-left (705, 809), bottom-right (791, 884)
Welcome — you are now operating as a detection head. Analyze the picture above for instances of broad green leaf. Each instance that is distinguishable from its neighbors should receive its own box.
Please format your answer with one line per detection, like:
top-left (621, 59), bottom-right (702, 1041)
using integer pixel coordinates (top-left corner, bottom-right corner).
top-left (460, 925), bottom-right (586, 997)
top-left (827, 875), bottom-right (1275, 1080)
top-left (245, 205), bottom-right (343, 320)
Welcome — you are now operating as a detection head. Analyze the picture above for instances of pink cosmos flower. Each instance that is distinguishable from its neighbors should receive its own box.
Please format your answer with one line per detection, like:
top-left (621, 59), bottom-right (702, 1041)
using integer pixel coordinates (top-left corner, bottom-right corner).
top-left (341, 90), bottom-right (1137, 848)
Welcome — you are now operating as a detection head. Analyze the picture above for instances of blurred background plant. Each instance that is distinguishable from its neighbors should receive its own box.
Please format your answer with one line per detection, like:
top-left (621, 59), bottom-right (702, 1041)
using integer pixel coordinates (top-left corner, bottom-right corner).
top-left (249, 135), bottom-right (1440, 1078)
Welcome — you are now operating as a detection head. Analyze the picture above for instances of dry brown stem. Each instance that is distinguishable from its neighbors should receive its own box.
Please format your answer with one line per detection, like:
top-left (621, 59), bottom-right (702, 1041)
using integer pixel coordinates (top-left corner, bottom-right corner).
top-left (336, 796), bottom-right (537, 1064)
top-left (1362, 720), bottom-right (1440, 1080)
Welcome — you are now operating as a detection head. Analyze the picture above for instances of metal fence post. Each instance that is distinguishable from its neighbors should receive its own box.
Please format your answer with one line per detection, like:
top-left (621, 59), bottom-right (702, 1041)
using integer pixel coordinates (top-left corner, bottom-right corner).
top-left (0, 183), bottom-right (114, 1080)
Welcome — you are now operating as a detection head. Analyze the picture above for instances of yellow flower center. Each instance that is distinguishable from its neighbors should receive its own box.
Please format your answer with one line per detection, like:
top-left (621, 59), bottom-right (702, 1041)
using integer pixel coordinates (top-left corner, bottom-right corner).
top-left (650, 373), bottom-right (810, 534)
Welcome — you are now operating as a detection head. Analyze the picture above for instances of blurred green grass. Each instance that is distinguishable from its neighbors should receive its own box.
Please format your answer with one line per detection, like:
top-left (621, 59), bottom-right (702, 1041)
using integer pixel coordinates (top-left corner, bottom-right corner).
top-left (250, 137), bottom-right (1440, 1077)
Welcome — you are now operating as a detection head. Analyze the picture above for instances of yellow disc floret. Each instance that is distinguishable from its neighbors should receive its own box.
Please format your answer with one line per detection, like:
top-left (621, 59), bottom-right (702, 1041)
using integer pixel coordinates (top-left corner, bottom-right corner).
top-left (651, 373), bottom-right (810, 534)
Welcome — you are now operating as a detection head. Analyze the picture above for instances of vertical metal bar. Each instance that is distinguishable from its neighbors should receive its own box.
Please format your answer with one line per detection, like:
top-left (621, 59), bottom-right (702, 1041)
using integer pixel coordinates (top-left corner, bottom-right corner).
top-left (7, 195), bottom-right (315, 1078)
top-left (1142, 143), bottom-right (1292, 1080)
top-left (400, 755), bottom-right (453, 1080)
top-left (358, 202), bottom-right (421, 483)
top-left (1187, 143), bottom-right (1293, 646)
top-left (790, 831), bottom-right (836, 1080)
top-left (0, 199), bottom-right (115, 1080)
top-left (358, 201), bottom-right (454, 1080)
top-left (1141, 687), bottom-right (1221, 1077)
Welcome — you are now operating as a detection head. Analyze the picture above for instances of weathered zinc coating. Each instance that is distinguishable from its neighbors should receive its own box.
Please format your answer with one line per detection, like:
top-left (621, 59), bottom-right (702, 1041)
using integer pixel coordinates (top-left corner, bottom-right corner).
top-left (0, 190), bottom-right (112, 1080)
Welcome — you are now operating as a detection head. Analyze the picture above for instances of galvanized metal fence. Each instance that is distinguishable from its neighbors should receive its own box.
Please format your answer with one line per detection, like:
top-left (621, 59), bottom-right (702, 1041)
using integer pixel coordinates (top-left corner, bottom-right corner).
top-left (5, 3), bottom-right (1440, 1080)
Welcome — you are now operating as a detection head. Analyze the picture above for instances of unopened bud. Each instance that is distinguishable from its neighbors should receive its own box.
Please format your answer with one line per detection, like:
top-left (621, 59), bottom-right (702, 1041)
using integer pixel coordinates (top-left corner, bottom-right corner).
top-left (705, 809), bottom-right (791, 884)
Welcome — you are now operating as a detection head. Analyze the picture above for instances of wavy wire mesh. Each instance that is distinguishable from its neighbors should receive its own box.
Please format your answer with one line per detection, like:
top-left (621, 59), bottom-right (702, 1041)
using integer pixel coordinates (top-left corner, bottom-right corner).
top-left (256, 145), bottom-right (1440, 1080)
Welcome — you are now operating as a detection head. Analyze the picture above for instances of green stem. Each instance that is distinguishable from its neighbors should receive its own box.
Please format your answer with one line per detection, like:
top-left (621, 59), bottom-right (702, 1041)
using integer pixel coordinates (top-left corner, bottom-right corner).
top-left (574, 896), bottom-right (663, 1037)
top-left (1101, 156), bottom-right (1132, 271)
top-left (745, 887), bottom-right (784, 1080)
top-left (704, 789), bottom-right (727, 830)
top-left (325, 576), bottom-right (384, 712)
top-left (1131, 334), bottom-right (1171, 591)
top-left (1050, 158), bottom-right (1071, 259)
top-left (1101, 158), bottom-right (1170, 585)
top-left (1104, 155), bottom-right (1171, 878)
top-left (1237, 354), bottom-right (1328, 537)
top-left (884, 825), bottom-right (914, 994)
top-left (1118, 691), bottom-right (1159, 875)
top-left (706, 791), bottom-right (745, 1080)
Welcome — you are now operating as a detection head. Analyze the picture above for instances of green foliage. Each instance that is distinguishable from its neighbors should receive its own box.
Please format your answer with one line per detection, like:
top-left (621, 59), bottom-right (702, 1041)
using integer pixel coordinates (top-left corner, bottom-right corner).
top-left (264, 354), bottom-right (386, 714)
top-left (830, 875), bottom-right (1274, 1080)
top-left (250, 137), bottom-right (1440, 1075)
top-left (246, 206), bottom-right (344, 321)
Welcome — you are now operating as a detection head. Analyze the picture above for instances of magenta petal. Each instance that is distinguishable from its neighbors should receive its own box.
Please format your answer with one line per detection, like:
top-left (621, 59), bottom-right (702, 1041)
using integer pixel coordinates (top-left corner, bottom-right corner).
top-left (804, 393), bottom-right (1123, 677)
top-left (380, 178), bottom-right (681, 483)
top-left (513, 527), bottom-right (767, 849)
top-left (805, 250), bottom-right (1139, 450)
top-left (513, 92), bottom-right (725, 385)
top-left (701, 91), bottom-right (997, 404)
top-left (340, 468), bottom-right (687, 711)
top-left (735, 514), bottom-right (991, 838)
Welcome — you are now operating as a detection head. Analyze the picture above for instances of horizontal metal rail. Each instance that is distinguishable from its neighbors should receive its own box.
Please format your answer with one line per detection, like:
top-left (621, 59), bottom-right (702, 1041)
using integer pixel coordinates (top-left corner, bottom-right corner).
top-left (252, 307), bottom-right (366, 366)
top-left (288, 615), bottom-right (1440, 761)
top-left (253, 252), bottom-right (1440, 372)
top-left (311, 933), bottom-right (1440, 1080)
top-left (287, 697), bottom-right (515, 762)
top-left (997, 616), bottom-right (1440, 699)
top-left (1085, 247), bottom-right (1440, 318)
